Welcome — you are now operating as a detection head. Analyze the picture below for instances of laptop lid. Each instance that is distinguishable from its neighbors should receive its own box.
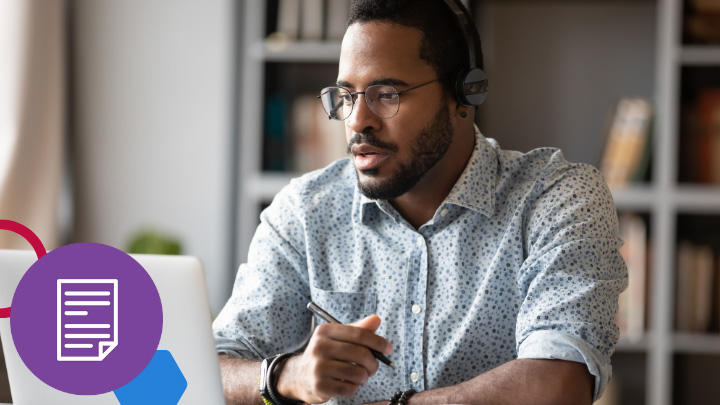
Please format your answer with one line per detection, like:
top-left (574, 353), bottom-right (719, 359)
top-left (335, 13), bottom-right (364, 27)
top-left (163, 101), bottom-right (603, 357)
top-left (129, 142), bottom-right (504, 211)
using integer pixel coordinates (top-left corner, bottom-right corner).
top-left (0, 249), bottom-right (224, 404)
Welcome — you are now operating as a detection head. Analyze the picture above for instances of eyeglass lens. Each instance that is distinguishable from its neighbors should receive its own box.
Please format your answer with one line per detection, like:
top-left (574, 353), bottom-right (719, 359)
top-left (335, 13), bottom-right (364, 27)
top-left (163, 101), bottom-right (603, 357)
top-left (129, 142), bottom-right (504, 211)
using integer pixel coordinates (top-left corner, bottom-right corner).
top-left (319, 85), bottom-right (400, 120)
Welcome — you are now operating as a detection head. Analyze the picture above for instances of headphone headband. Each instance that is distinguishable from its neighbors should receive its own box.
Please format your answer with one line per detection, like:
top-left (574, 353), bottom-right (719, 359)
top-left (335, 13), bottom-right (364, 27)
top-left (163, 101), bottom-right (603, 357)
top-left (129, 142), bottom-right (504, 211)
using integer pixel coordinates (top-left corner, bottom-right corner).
top-left (443, 0), bottom-right (476, 69)
top-left (441, 0), bottom-right (488, 107)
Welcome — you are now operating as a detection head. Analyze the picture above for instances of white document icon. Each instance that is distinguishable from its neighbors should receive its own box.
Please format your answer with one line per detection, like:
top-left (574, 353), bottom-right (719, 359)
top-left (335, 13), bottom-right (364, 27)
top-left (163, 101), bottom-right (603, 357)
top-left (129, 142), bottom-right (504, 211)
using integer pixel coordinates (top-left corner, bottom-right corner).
top-left (57, 279), bottom-right (118, 361)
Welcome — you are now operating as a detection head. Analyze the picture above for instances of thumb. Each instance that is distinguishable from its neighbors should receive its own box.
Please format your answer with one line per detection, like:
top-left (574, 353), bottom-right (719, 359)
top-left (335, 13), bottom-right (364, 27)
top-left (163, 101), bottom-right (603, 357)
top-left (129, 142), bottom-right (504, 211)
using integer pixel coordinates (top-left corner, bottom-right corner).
top-left (349, 314), bottom-right (381, 332)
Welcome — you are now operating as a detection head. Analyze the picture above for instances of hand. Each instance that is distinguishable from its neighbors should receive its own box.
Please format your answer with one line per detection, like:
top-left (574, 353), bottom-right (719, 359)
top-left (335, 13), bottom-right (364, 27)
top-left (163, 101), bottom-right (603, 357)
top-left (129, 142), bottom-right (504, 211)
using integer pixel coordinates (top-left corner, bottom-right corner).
top-left (276, 314), bottom-right (394, 404)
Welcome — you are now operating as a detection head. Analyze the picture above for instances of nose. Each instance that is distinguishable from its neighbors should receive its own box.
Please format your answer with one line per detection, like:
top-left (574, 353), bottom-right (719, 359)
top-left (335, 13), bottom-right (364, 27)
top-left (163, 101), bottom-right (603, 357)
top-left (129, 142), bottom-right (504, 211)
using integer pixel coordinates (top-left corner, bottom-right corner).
top-left (346, 93), bottom-right (381, 135)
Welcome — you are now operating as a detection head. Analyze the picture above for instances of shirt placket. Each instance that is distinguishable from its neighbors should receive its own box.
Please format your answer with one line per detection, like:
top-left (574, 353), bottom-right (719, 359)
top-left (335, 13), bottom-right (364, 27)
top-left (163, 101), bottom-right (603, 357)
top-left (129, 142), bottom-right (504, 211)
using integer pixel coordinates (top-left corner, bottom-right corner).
top-left (404, 230), bottom-right (429, 392)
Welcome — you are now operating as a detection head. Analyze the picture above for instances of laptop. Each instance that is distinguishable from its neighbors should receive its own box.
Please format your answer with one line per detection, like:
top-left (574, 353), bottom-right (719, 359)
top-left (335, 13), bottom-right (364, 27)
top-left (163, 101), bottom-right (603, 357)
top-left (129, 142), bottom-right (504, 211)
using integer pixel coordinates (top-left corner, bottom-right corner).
top-left (0, 249), bottom-right (225, 404)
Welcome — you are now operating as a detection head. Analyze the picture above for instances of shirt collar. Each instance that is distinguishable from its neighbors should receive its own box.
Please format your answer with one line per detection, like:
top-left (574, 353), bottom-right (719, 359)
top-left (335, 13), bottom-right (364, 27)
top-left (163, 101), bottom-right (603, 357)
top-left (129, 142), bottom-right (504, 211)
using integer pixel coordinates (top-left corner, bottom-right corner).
top-left (356, 125), bottom-right (497, 223)
top-left (444, 125), bottom-right (496, 216)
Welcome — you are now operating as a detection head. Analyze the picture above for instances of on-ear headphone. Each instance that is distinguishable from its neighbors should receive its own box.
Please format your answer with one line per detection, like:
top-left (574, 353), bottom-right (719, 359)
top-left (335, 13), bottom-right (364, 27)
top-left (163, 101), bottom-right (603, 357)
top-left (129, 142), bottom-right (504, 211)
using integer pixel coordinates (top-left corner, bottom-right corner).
top-left (442, 0), bottom-right (488, 107)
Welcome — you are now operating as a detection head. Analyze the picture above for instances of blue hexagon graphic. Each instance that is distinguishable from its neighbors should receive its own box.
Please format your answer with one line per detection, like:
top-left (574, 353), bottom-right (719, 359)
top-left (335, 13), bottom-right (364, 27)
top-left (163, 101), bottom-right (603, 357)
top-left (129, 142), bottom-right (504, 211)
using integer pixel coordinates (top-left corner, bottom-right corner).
top-left (113, 350), bottom-right (187, 404)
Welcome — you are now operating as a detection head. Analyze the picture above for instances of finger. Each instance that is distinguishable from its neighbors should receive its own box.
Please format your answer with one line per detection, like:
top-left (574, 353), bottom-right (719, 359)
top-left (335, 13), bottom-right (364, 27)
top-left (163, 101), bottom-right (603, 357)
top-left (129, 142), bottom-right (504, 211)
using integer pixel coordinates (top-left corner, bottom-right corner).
top-left (349, 314), bottom-right (381, 332)
top-left (323, 340), bottom-right (380, 377)
top-left (308, 335), bottom-right (379, 377)
top-left (314, 378), bottom-right (360, 399)
top-left (315, 323), bottom-right (393, 355)
top-left (320, 360), bottom-right (370, 386)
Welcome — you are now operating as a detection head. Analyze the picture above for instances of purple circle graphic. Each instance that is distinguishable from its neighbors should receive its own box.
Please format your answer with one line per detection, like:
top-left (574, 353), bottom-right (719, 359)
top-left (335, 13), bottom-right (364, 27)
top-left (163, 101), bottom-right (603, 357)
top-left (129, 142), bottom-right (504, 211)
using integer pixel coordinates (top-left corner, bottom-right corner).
top-left (10, 243), bottom-right (163, 395)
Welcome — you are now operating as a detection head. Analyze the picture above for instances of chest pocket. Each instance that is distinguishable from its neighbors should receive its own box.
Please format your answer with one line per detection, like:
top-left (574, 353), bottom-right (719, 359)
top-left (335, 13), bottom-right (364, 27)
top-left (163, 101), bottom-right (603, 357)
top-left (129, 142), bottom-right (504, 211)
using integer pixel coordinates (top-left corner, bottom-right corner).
top-left (309, 286), bottom-right (377, 325)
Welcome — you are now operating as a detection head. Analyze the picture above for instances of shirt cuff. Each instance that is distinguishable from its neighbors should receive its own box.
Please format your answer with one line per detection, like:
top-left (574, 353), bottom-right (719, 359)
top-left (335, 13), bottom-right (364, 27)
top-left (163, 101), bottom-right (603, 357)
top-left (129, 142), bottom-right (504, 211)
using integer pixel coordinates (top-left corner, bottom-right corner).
top-left (516, 330), bottom-right (612, 401)
top-left (214, 335), bottom-right (265, 360)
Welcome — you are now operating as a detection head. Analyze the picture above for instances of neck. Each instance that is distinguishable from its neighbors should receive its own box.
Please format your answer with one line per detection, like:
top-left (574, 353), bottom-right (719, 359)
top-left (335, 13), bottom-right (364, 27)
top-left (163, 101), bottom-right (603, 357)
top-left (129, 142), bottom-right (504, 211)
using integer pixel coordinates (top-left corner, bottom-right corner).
top-left (390, 126), bottom-right (475, 229)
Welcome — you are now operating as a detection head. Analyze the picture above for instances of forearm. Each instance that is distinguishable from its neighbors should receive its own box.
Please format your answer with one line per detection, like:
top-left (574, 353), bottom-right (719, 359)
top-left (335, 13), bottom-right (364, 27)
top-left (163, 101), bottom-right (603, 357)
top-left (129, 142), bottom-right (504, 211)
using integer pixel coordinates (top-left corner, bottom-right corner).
top-left (218, 355), bottom-right (265, 405)
top-left (366, 359), bottom-right (593, 405)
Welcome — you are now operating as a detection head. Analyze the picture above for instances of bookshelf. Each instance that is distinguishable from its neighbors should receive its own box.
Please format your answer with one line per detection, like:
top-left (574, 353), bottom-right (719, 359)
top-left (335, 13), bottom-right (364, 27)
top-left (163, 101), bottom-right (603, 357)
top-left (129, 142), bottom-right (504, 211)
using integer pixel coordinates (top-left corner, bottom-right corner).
top-left (236, 3), bottom-right (337, 264)
top-left (657, 1), bottom-right (720, 405)
top-left (233, 1), bottom-right (720, 404)
top-left (235, 0), bottom-right (346, 267)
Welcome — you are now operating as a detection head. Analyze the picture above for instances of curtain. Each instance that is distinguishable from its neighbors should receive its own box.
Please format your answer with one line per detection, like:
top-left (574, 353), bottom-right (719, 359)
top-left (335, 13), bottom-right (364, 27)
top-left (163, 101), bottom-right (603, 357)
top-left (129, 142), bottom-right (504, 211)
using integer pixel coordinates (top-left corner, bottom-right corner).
top-left (0, 0), bottom-right (65, 251)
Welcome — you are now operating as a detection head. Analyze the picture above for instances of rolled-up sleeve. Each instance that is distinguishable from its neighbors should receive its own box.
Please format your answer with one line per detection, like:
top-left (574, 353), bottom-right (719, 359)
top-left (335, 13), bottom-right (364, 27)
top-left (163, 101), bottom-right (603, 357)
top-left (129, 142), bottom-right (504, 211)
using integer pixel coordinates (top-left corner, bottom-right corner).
top-left (213, 181), bottom-right (313, 360)
top-left (515, 164), bottom-right (628, 401)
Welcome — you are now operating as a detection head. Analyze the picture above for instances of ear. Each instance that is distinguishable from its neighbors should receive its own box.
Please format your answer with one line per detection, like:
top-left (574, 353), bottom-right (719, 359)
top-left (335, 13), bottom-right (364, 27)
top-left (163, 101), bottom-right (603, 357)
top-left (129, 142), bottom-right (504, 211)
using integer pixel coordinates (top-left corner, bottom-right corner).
top-left (455, 102), bottom-right (471, 120)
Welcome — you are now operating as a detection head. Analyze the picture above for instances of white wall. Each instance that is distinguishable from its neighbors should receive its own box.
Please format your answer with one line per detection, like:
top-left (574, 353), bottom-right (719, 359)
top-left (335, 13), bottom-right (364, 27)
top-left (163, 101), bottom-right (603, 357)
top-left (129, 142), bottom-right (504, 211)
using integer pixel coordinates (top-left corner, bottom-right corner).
top-left (71, 0), bottom-right (234, 313)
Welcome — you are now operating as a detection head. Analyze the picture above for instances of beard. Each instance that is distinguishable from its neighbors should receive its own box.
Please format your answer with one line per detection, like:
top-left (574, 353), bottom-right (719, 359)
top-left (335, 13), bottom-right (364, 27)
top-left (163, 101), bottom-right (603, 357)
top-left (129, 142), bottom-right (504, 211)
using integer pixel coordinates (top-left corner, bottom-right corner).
top-left (351, 104), bottom-right (453, 200)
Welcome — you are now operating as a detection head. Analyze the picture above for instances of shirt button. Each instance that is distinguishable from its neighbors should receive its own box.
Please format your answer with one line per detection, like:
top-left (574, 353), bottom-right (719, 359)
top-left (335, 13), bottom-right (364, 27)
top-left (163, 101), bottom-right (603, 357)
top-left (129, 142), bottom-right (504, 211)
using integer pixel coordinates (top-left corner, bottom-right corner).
top-left (410, 372), bottom-right (420, 382)
top-left (416, 236), bottom-right (424, 247)
top-left (440, 207), bottom-right (448, 217)
top-left (411, 304), bottom-right (422, 314)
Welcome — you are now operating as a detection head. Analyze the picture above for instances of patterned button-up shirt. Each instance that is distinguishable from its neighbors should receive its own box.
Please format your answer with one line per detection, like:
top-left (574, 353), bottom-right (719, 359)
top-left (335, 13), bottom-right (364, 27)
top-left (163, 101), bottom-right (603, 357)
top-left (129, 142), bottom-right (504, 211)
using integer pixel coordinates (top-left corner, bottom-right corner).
top-left (213, 127), bottom-right (627, 404)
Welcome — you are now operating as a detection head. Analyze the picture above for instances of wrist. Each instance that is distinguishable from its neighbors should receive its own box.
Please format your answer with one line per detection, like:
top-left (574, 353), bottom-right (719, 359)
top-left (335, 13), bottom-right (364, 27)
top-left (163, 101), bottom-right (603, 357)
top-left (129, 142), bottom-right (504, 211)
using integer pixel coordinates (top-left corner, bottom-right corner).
top-left (274, 354), bottom-right (302, 402)
top-left (388, 389), bottom-right (417, 405)
top-left (259, 353), bottom-right (303, 405)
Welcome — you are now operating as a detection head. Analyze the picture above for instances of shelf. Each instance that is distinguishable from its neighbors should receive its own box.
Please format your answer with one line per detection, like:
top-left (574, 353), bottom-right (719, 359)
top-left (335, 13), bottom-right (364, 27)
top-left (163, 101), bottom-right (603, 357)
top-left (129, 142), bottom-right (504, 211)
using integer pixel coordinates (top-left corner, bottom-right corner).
top-left (611, 185), bottom-right (720, 212)
top-left (673, 333), bottom-right (720, 354)
top-left (617, 333), bottom-right (720, 355)
top-left (679, 45), bottom-right (720, 66)
top-left (248, 40), bottom-right (342, 62)
top-left (672, 185), bottom-right (720, 212)
top-left (611, 185), bottom-right (657, 211)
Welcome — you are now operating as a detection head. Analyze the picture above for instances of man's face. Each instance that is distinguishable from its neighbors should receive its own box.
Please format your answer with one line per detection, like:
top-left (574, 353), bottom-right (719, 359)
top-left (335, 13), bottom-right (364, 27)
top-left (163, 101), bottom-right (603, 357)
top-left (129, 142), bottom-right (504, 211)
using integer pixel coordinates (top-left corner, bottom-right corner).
top-left (338, 22), bottom-right (455, 200)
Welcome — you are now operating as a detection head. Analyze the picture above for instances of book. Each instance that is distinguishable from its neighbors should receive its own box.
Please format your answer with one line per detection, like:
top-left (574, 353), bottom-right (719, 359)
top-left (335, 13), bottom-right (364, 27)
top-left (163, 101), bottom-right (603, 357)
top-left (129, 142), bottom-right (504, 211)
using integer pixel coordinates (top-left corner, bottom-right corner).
top-left (676, 241), bottom-right (696, 332)
top-left (685, 0), bottom-right (720, 44)
top-left (300, 0), bottom-right (323, 41)
top-left (616, 213), bottom-right (648, 341)
top-left (599, 98), bottom-right (653, 189)
top-left (693, 245), bottom-right (714, 332)
top-left (326, 0), bottom-right (351, 41)
top-left (631, 117), bottom-right (653, 184)
top-left (679, 103), bottom-right (702, 183)
top-left (696, 89), bottom-right (720, 184)
top-left (715, 251), bottom-right (720, 332)
top-left (691, 0), bottom-right (720, 12)
top-left (676, 241), bottom-right (716, 332)
top-left (276, 0), bottom-right (301, 40)
top-left (289, 94), bottom-right (347, 173)
top-left (263, 94), bottom-right (290, 171)
top-left (685, 13), bottom-right (720, 44)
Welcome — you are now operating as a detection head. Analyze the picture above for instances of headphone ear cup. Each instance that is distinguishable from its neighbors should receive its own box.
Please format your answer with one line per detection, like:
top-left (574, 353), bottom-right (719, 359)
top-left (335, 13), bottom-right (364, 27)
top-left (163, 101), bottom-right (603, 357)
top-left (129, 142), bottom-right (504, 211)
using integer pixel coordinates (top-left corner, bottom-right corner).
top-left (454, 67), bottom-right (488, 107)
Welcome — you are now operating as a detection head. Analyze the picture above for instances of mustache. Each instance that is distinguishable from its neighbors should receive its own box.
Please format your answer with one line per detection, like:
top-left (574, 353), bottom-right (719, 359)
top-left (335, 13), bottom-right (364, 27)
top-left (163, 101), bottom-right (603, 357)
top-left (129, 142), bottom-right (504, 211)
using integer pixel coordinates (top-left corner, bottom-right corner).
top-left (346, 132), bottom-right (399, 154)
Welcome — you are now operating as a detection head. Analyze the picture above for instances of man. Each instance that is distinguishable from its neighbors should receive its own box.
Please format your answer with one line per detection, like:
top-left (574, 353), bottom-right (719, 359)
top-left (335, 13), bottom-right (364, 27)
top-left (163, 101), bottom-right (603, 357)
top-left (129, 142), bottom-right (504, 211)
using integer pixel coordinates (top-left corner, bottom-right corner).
top-left (213, 1), bottom-right (627, 404)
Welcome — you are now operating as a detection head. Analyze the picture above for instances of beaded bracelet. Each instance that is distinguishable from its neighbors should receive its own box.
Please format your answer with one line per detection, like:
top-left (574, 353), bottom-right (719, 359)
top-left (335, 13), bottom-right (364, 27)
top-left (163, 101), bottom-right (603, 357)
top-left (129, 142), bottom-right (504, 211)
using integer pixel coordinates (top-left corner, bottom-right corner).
top-left (398, 389), bottom-right (417, 404)
top-left (387, 390), bottom-right (403, 405)
top-left (388, 389), bottom-right (417, 405)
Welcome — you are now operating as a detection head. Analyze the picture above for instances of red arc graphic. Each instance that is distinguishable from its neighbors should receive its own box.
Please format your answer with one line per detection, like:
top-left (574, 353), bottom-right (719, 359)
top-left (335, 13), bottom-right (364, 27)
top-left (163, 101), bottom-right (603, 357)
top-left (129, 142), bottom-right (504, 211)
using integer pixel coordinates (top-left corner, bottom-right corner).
top-left (0, 219), bottom-right (47, 318)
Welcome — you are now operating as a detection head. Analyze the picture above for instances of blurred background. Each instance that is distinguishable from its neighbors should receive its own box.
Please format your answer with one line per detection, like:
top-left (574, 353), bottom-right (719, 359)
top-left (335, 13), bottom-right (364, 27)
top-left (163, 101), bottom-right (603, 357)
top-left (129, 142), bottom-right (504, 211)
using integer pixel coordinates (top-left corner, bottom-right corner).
top-left (1, 0), bottom-right (720, 404)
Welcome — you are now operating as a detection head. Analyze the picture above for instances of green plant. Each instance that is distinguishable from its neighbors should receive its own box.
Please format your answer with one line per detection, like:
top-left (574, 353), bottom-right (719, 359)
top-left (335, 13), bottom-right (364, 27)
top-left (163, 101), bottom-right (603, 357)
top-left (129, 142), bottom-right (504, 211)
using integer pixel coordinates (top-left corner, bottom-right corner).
top-left (126, 229), bottom-right (183, 255)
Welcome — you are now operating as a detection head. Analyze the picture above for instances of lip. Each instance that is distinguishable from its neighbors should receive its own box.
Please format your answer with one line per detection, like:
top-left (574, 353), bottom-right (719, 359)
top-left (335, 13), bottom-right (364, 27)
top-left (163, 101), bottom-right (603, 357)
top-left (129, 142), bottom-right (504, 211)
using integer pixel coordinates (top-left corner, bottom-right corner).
top-left (351, 144), bottom-right (390, 171)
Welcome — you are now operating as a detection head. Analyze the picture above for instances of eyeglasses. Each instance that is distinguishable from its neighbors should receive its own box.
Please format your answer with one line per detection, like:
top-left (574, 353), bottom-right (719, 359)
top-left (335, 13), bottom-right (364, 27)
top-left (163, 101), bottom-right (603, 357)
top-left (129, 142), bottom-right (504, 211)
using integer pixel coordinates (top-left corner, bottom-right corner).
top-left (317, 77), bottom-right (442, 120)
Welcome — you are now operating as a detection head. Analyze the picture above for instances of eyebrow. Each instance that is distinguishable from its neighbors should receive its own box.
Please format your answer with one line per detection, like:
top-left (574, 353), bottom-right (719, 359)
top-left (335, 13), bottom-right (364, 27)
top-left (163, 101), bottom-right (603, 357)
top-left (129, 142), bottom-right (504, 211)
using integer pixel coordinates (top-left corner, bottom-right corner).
top-left (336, 77), bottom-right (410, 89)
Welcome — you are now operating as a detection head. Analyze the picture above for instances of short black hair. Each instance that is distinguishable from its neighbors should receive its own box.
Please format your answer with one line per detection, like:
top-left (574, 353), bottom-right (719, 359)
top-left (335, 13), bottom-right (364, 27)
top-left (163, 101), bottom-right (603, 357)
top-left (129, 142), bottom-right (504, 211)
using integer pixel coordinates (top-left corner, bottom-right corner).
top-left (347, 0), bottom-right (483, 98)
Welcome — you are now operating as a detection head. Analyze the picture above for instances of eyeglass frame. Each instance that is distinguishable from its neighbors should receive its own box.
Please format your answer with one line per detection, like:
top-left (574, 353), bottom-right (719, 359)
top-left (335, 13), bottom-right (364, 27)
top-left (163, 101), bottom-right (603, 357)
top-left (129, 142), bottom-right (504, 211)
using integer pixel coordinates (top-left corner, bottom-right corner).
top-left (317, 75), bottom-right (447, 120)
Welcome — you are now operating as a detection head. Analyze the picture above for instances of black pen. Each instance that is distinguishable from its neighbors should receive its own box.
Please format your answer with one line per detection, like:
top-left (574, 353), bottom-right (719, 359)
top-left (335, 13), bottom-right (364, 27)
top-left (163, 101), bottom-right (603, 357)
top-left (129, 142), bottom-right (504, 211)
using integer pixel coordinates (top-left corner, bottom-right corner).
top-left (307, 301), bottom-right (397, 370)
